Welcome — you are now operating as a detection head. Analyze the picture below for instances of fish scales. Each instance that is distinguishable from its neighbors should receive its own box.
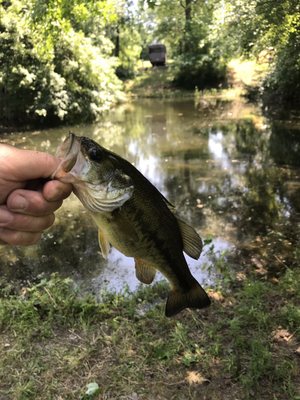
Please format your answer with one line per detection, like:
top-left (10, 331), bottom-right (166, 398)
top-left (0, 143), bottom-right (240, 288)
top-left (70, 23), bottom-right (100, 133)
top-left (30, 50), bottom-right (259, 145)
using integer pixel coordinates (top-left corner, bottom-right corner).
top-left (93, 196), bottom-right (185, 289)
top-left (119, 199), bottom-right (189, 289)
top-left (52, 133), bottom-right (211, 317)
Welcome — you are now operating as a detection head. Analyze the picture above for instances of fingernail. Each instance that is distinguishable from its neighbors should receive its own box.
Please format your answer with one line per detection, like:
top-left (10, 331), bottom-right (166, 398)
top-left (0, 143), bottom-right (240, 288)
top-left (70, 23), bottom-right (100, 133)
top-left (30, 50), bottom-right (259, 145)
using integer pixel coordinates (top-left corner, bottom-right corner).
top-left (9, 194), bottom-right (28, 211)
top-left (0, 209), bottom-right (13, 225)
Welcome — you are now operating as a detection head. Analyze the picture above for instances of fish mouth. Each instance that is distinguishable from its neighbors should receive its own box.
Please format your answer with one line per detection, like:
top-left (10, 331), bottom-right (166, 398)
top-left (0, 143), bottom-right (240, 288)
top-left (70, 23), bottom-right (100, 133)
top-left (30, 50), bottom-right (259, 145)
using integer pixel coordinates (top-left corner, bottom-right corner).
top-left (51, 132), bottom-right (81, 181)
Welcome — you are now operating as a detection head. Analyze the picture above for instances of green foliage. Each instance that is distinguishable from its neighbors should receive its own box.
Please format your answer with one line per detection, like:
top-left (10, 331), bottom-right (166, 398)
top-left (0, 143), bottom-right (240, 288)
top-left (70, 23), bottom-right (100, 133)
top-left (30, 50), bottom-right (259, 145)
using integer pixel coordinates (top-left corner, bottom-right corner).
top-left (0, 0), bottom-right (123, 126)
top-left (0, 20), bottom-right (47, 124)
top-left (217, 272), bottom-right (300, 396)
top-left (263, 13), bottom-right (300, 107)
top-left (173, 51), bottom-right (227, 90)
top-left (51, 31), bottom-right (123, 123)
top-left (1, 0), bottom-right (299, 124)
top-left (222, 0), bottom-right (300, 107)
top-left (139, 0), bottom-right (227, 90)
top-left (115, 22), bottom-right (143, 79)
top-left (0, 274), bottom-right (81, 336)
top-left (0, 268), bottom-right (299, 398)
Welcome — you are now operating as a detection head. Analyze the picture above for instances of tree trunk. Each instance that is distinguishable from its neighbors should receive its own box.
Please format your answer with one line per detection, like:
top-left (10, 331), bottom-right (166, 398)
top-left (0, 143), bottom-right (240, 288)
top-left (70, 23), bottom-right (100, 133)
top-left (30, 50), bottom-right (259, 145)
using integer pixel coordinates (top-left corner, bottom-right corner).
top-left (183, 0), bottom-right (193, 53)
top-left (185, 0), bottom-right (192, 27)
top-left (114, 25), bottom-right (120, 57)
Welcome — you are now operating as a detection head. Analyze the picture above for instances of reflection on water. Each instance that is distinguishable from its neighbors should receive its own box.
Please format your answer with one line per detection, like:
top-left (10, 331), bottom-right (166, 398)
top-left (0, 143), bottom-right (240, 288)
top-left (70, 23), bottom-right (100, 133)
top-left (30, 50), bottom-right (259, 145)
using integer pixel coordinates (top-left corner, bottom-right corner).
top-left (1, 98), bottom-right (300, 292)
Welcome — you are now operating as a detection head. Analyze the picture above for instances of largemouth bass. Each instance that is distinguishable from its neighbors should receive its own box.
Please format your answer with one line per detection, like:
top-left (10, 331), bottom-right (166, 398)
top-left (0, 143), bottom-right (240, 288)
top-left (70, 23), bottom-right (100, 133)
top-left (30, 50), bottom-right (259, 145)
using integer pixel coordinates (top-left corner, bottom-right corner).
top-left (52, 133), bottom-right (210, 317)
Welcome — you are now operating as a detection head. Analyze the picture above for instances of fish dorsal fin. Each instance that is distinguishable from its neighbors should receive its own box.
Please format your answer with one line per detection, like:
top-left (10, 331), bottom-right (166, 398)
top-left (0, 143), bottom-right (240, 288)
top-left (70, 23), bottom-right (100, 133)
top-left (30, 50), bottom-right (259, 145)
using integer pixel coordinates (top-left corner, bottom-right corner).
top-left (134, 258), bottom-right (156, 284)
top-left (98, 229), bottom-right (110, 259)
top-left (177, 219), bottom-right (203, 260)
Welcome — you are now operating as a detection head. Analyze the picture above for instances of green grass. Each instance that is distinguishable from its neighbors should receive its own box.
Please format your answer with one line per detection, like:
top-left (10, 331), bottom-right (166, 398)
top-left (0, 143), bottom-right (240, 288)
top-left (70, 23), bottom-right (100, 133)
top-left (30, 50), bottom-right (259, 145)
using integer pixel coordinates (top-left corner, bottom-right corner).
top-left (126, 57), bottom-right (270, 103)
top-left (0, 267), bottom-right (299, 399)
top-left (126, 65), bottom-right (193, 99)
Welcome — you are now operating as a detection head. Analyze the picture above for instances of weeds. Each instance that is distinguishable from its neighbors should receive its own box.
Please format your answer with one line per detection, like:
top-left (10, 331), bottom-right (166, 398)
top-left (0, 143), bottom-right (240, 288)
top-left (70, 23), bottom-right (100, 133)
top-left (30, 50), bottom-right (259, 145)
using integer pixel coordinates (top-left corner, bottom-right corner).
top-left (0, 267), bottom-right (299, 399)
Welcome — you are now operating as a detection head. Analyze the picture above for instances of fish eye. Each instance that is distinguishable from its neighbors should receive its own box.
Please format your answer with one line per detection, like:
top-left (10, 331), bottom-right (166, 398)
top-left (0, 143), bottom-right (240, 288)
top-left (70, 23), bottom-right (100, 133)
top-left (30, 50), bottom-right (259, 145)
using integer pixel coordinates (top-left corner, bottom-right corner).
top-left (87, 147), bottom-right (100, 161)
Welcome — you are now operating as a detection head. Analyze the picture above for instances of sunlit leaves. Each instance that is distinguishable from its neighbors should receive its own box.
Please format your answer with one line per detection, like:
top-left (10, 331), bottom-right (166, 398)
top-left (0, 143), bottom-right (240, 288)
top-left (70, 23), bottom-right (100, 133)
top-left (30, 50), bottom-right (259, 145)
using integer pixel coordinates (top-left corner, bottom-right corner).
top-left (218, 0), bottom-right (300, 106)
top-left (138, 0), bottom-right (227, 89)
top-left (0, 0), bottom-right (123, 125)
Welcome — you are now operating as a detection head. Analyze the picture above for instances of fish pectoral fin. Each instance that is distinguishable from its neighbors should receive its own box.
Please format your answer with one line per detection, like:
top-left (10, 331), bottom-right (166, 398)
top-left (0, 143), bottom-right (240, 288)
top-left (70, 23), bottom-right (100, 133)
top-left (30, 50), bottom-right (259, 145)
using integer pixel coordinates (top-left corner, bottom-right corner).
top-left (134, 258), bottom-right (156, 284)
top-left (177, 218), bottom-right (203, 260)
top-left (165, 280), bottom-right (210, 317)
top-left (98, 229), bottom-right (110, 259)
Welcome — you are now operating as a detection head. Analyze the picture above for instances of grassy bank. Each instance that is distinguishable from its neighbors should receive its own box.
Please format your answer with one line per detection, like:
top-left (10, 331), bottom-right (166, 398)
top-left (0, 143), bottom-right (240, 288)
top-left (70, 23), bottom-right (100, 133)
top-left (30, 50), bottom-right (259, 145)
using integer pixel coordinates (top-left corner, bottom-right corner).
top-left (0, 265), bottom-right (299, 400)
top-left (125, 63), bottom-right (187, 99)
top-left (126, 58), bottom-right (270, 103)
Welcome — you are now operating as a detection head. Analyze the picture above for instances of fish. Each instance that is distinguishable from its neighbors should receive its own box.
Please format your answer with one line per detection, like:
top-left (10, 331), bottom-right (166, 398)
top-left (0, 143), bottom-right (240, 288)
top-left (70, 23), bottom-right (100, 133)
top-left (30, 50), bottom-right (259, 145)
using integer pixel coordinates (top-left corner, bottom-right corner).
top-left (52, 133), bottom-right (211, 317)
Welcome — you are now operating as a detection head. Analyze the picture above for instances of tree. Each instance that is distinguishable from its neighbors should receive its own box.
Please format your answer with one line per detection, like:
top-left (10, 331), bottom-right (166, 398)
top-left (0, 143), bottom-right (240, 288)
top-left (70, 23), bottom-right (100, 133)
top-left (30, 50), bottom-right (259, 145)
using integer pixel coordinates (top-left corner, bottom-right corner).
top-left (0, 0), bottom-right (123, 126)
top-left (108, 0), bottom-right (144, 79)
top-left (222, 0), bottom-right (300, 107)
top-left (140, 0), bottom-right (227, 89)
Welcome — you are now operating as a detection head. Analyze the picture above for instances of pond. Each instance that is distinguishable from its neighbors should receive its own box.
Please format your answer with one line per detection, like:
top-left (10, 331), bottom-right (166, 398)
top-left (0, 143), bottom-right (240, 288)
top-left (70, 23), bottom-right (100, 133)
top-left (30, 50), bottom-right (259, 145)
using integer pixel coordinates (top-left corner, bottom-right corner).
top-left (1, 97), bottom-right (300, 294)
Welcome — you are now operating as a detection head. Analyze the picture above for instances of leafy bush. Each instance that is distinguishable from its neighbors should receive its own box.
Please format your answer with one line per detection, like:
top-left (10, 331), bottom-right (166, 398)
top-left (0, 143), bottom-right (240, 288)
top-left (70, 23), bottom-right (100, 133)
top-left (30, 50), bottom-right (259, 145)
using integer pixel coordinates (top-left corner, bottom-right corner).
top-left (223, 0), bottom-right (300, 109)
top-left (172, 50), bottom-right (227, 90)
top-left (51, 31), bottom-right (123, 124)
top-left (0, 4), bottom-right (123, 127)
top-left (262, 17), bottom-right (300, 108)
top-left (0, 21), bottom-right (47, 125)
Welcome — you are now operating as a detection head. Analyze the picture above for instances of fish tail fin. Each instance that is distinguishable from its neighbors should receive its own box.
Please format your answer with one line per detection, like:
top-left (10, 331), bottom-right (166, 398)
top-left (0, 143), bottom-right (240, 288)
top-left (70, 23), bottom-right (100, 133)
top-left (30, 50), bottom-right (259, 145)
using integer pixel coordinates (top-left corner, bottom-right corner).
top-left (165, 280), bottom-right (210, 317)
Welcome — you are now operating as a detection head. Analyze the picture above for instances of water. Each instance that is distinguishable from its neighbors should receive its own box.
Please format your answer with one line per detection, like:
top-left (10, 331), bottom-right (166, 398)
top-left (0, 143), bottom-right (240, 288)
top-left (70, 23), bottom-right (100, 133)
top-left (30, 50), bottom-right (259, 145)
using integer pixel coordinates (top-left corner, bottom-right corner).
top-left (1, 97), bottom-right (299, 293)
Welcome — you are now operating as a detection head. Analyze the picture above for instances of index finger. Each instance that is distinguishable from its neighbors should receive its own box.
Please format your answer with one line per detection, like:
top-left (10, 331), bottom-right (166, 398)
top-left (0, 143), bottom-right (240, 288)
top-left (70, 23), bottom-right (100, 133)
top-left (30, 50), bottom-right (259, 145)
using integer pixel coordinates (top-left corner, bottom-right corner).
top-left (42, 180), bottom-right (72, 202)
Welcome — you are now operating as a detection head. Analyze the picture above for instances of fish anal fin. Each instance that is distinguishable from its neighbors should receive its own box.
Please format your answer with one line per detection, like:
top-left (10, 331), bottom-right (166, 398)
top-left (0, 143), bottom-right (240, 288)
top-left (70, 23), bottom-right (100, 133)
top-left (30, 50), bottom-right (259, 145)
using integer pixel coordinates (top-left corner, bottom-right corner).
top-left (135, 258), bottom-right (156, 284)
top-left (165, 280), bottom-right (210, 317)
top-left (177, 219), bottom-right (203, 260)
top-left (98, 229), bottom-right (110, 259)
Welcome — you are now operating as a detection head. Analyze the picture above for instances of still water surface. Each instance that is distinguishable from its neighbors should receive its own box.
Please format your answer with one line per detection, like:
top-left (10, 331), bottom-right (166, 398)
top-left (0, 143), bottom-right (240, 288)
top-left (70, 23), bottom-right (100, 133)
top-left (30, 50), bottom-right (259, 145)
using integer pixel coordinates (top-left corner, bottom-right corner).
top-left (1, 98), bottom-right (300, 293)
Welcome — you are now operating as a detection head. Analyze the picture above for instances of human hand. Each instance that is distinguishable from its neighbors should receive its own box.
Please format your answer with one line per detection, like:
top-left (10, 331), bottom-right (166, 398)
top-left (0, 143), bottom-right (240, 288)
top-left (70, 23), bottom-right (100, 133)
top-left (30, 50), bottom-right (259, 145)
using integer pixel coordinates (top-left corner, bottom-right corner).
top-left (0, 144), bottom-right (72, 245)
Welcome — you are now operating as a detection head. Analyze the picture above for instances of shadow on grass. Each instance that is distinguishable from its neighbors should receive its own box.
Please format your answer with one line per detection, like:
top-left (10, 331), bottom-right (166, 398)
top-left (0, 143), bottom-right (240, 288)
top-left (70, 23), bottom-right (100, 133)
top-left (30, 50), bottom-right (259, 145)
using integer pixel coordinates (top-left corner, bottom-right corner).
top-left (0, 264), bottom-right (299, 399)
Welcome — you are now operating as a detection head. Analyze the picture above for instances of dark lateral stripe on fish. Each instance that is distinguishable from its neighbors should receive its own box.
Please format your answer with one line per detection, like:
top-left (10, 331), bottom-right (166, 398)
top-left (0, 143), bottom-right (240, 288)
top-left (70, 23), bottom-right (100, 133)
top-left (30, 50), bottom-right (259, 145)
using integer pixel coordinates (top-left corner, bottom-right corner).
top-left (123, 201), bottom-right (196, 292)
top-left (54, 134), bottom-right (210, 318)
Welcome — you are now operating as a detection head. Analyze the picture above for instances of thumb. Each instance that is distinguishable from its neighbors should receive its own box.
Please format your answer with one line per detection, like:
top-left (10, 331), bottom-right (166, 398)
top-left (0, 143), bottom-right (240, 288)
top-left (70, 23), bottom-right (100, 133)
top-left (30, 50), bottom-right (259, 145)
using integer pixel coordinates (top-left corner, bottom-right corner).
top-left (1, 145), bottom-right (60, 181)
